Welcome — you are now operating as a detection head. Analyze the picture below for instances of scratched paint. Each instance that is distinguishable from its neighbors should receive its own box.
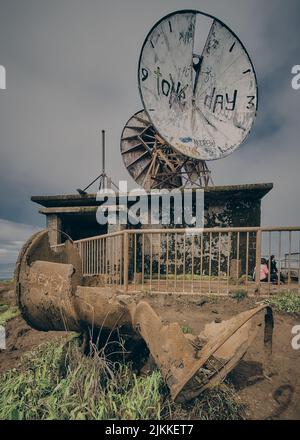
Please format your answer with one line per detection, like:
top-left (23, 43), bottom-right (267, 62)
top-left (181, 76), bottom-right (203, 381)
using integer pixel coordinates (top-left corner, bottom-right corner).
top-left (138, 11), bottom-right (257, 161)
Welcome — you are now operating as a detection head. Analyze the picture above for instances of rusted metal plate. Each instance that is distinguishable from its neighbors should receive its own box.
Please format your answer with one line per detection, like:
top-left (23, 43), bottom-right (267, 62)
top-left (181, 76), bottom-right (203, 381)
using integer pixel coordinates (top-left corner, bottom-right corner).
top-left (130, 301), bottom-right (273, 403)
top-left (138, 10), bottom-right (257, 160)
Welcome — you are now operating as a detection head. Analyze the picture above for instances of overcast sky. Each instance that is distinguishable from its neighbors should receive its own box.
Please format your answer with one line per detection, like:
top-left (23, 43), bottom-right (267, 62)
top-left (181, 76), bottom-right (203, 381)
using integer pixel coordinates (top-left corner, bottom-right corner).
top-left (0, 0), bottom-right (299, 277)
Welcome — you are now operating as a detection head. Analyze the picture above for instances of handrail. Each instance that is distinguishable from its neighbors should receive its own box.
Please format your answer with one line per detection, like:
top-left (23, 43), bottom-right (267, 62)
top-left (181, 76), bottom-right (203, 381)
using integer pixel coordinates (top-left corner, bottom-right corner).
top-left (74, 230), bottom-right (124, 243)
top-left (122, 226), bottom-right (300, 233)
top-left (73, 226), bottom-right (300, 243)
top-left (73, 225), bottom-right (300, 295)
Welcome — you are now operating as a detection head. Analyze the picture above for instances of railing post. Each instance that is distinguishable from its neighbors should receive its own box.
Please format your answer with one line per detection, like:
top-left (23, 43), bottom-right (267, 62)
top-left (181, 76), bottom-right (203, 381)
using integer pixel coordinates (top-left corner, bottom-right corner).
top-left (123, 232), bottom-right (129, 292)
top-left (255, 229), bottom-right (262, 291)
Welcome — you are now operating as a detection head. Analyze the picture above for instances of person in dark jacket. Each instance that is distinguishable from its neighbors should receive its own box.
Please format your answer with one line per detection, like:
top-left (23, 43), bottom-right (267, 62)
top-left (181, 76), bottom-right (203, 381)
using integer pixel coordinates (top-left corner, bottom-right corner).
top-left (268, 255), bottom-right (285, 283)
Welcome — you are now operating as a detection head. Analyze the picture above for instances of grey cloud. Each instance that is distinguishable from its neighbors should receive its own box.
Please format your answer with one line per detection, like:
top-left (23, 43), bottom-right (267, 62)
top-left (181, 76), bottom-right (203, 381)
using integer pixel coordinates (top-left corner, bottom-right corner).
top-left (0, 0), bottom-right (299, 269)
top-left (0, 219), bottom-right (40, 278)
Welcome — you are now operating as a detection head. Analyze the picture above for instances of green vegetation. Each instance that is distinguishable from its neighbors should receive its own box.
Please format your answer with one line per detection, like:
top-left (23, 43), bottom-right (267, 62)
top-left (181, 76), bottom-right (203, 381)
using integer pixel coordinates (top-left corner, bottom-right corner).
top-left (0, 279), bottom-right (13, 285)
top-left (208, 295), bottom-right (220, 304)
top-left (231, 289), bottom-right (248, 302)
top-left (0, 338), bottom-right (245, 420)
top-left (0, 338), bottom-right (165, 420)
top-left (149, 274), bottom-right (227, 281)
top-left (0, 306), bottom-right (20, 325)
top-left (181, 325), bottom-right (192, 334)
top-left (265, 292), bottom-right (300, 313)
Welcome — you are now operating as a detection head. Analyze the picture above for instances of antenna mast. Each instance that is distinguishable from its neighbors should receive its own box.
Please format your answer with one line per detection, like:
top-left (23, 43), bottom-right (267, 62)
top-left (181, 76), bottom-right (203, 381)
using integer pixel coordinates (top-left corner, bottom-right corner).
top-left (76, 130), bottom-right (119, 195)
top-left (102, 130), bottom-right (105, 176)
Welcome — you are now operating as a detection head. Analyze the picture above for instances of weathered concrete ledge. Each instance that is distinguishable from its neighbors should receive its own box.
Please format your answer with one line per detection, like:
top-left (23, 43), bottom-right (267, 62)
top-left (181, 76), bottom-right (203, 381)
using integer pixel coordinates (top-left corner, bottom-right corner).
top-left (31, 183), bottom-right (273, 244)
top-left (32, 183), bottom-right (273, 208)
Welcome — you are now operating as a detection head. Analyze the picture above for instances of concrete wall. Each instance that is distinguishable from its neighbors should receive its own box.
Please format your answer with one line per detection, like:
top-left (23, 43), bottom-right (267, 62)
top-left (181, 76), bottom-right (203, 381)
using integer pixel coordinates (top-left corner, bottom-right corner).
top-left (46, 214), bottom-right (62, 247)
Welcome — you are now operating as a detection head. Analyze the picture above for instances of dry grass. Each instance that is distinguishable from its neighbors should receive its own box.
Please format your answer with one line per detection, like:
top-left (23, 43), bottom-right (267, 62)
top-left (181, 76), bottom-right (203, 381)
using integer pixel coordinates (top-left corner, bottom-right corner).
top-left (0, 336), bottom-right (245, 420)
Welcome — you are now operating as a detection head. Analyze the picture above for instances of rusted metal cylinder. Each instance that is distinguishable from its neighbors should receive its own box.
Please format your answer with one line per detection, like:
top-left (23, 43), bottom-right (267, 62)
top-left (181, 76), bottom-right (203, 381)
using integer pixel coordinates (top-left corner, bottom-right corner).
top-left (15, 230), bottom-right (81, 331)
top-left (74, 286), bottom-right (132, 330)
top-left (19, 260), bottom-right (80, 331)
top-left (15, 230), bottom-right (132, 333)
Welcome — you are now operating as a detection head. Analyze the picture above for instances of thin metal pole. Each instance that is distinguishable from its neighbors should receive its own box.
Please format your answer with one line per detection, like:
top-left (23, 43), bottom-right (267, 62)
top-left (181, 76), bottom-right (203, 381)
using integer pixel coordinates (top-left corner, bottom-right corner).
top-left (191, 234), bottom-right (194, 294)
top-left (218, 232), bottom-right (221, 295)
top-left (209, 232), bottom-right (212, 294)
top-left (100, 238), bottom-right (103, 274)
top-left (166, 233), bottom-right (169, 292)
top-left (102, 130), bottom-right (105, 175)
top-left (175, 233), bottom-right (177, 291)
top-left (105, 237), bottom-right (107, 282)
top-left (227, 233), bottom-right (231, 295)
top-left (134, 234), bottom-right (137, 289)
top-left (183, 234), bottom-right (186, 293)
top-left (268, 232), bottom-right (271, 294)
top-left (113, 237), bottom-right (115, 285)
top-left (237, 232), bottom-right (240, 281)
top-left (246, 232), bottom-right (249, 286)
top-left (298, 233), bottom-right (300, 291)
top-left (200, 233), bottom-right (203, 295)
top-left (142, 234), bottom-right (145, 289)
top-left (288, 231), bottom-right (292, 286)
top-left (123, 232), bottom-right (129, 292)
top-left (119, 235), bottom-right (121, 284)
top-left (255, 230), bottom-right (262, 292)
top-left (150, 233), bottom-right (153, 290)
top-left (158, 233), bottom-right (161, 291)
top-left (88, 241), bottom-right (90, 275)
top-left (278, 231), bottom-right (282, 287)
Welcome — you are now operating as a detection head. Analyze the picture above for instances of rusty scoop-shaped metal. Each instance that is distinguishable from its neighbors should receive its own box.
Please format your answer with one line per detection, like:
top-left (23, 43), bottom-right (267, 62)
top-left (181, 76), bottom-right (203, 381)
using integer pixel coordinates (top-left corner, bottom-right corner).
top-left (129, 300), bottom-right (273, 402)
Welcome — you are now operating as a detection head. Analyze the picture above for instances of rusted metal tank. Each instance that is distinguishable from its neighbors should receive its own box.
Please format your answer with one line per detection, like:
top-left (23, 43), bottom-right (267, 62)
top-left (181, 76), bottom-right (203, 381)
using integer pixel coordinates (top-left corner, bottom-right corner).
top-left (15, 230), bottom-right (273, 403)
top-left (15, 230), bottom-right (132, 333)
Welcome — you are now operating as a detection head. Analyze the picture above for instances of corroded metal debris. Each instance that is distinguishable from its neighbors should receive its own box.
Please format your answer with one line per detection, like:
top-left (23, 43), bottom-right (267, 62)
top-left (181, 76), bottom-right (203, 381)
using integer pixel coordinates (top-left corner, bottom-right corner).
top-left (15, 230), bottom-right (273, 403)
top-left (129, 300), bottom-right (273, 402)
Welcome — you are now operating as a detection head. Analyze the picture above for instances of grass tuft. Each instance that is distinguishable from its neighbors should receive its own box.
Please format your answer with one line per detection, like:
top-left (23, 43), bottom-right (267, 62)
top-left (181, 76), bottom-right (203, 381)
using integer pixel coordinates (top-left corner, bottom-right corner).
top-left (0, 338), bottom-right (245, 420)
top-left (0, 306), bottom-right (20, 325)
top-left (0, 338), bottom-right (165, 420)
top-left (168, 384), bottom-right (245, 420)
top-left (231, 289), bottom-right (248, 302)
top-left (265, 292), bottom-right (300, 313)
top-left (181, 325), bottom-right (193, 334)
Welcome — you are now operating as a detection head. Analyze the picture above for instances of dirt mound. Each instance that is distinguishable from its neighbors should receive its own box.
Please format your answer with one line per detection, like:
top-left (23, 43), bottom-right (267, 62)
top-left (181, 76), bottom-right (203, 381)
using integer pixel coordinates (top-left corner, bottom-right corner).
top-left (0, 315), bottom-right (67, 374)
top-left (146, 296), bottom-right (300, 420)
top-left (0, 286), bottom-right (15, 307)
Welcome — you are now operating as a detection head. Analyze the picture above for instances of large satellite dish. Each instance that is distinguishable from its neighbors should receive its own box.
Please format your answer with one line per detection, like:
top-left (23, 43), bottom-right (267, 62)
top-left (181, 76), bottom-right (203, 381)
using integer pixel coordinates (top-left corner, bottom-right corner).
top-left (138, 10), bottom-right (257, 161)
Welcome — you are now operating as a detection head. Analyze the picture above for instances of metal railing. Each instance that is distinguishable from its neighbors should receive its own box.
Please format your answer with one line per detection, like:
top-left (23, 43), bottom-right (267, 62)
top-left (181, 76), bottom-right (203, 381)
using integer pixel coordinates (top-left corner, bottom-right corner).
top-left (66, 226), bottom-right (300, 295)
top-left (74, 231), bottom-right (124, 286)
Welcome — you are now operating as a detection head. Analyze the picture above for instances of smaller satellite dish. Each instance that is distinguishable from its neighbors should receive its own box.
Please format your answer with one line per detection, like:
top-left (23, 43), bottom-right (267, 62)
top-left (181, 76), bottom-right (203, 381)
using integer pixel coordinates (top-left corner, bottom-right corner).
top-left (120, 110), bottom-right (212, 190)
